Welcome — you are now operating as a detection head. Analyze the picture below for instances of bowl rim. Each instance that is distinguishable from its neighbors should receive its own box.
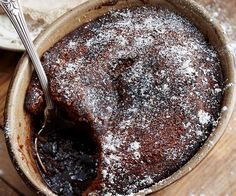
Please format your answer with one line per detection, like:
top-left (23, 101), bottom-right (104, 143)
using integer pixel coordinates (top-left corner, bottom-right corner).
top-left (3, 0), bottom-right (236, 195)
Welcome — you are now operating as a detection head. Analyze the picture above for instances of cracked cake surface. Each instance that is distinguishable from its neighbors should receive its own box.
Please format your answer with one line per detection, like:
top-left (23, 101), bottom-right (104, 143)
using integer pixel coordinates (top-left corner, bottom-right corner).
top-left (25, 5), bottom-right (224, 195)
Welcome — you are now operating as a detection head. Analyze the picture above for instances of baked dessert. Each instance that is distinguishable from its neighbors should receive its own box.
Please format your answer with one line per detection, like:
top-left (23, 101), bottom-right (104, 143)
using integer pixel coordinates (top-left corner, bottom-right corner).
top-left (25, 5), bottom-right (224, 195)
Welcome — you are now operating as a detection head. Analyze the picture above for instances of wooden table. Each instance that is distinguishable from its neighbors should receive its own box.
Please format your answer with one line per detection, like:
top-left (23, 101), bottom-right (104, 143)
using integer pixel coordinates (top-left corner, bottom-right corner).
top-left (0, 0), bottom-right (236, 195)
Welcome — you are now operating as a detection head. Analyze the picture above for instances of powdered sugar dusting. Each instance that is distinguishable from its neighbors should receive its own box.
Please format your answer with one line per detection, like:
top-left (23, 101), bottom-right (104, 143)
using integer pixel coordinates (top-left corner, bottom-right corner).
top-left (222, 106), bottom-right (228, 112)
top-left (4, 120), bottom-right (11, 138)
top-left (28, 6), bottom-right (224, 195)
top-left (198, 110), bottom-right (212, 125)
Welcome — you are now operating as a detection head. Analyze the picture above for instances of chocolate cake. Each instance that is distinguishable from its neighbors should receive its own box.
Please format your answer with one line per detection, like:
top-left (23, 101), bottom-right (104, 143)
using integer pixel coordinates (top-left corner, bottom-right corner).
top-left (25, 6), bottom-right (224, 195)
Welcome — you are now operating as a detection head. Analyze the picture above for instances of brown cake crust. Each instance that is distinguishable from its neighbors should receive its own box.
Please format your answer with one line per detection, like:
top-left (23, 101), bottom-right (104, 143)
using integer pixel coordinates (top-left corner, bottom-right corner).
top-left (25, 6), bottom-right (224, 195)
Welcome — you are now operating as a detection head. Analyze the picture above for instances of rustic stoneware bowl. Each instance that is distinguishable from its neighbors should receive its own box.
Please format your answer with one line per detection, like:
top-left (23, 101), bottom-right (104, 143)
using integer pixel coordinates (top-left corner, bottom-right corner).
top-left (4, 0), bottom-right (236, 195)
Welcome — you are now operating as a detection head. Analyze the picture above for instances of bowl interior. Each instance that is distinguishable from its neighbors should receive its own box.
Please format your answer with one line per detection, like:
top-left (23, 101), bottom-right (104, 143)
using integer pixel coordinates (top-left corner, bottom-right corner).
top-left (4, 0), bottom-right (236, 195)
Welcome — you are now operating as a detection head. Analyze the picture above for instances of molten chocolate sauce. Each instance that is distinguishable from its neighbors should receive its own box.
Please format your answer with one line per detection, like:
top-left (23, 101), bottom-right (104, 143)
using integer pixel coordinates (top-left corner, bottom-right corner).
top-left (33, 116), bottom-right (98, 195)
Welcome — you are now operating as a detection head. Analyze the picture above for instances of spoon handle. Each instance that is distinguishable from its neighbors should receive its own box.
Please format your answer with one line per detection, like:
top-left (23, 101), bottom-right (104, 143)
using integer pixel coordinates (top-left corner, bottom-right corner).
top-left (0, 0), bottom-right (54, 110)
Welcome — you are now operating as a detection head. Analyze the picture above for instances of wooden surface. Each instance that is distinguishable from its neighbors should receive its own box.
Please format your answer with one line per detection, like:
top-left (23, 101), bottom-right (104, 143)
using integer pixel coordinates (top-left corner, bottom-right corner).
top-left (0, 50), bottom-right (35, 196)
top-left (0, 0), bottom-right (236, 195)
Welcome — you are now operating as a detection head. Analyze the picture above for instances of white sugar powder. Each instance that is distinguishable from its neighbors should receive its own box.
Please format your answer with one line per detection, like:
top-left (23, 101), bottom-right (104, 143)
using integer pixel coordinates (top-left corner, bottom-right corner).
top-left (198, 110), bottom-right (211, 125)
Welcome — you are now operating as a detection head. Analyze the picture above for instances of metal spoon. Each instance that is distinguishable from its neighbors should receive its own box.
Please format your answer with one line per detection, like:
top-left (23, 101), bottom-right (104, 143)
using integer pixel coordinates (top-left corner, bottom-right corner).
top-left (0, 0), bottom-right (54, 172)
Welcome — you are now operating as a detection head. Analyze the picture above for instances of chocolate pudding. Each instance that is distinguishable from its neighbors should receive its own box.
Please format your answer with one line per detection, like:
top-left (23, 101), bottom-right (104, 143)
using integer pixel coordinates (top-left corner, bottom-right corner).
top-left (25, 5), bottom-right (224, 195)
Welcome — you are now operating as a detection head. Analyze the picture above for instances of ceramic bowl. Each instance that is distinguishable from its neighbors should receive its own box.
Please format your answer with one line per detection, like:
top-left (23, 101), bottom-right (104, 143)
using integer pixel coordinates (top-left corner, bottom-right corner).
top-left (4, 0), bottom-right (236, 195)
